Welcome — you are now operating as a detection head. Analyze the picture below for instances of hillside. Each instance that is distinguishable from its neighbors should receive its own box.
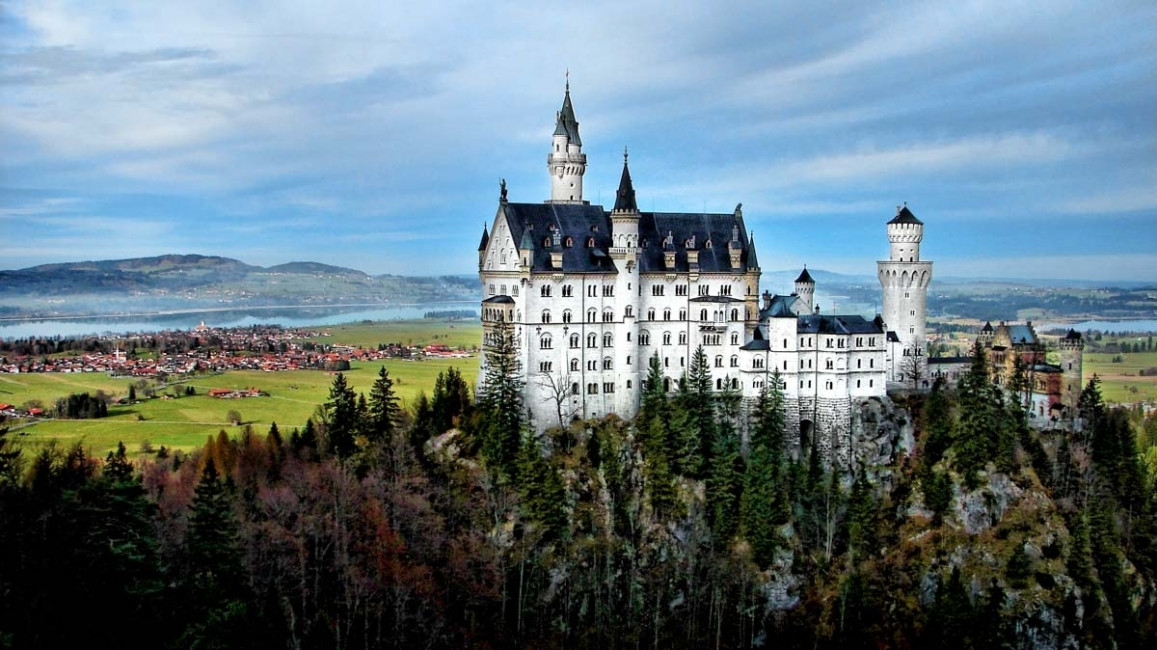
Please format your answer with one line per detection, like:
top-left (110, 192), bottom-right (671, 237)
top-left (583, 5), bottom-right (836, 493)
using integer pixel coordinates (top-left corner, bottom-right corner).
top-left (0, 254), bottom-right (477, 317)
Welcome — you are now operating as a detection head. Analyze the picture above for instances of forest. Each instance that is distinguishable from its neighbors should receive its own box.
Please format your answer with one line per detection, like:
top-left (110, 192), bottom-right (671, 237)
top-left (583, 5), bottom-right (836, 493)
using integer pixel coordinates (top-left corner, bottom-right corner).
top-left (0, 320), bottom-right (1154, 649)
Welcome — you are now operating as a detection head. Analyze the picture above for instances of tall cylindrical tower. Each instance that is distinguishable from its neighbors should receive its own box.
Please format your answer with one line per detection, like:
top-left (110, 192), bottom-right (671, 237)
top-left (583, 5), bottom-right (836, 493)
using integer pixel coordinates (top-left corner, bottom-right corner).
top-left (546, 81), bottom-right (587, 203)
top-left (877, 204), bottom-right (932, 383)
top-left (794, 267), bottom-right (815, 314)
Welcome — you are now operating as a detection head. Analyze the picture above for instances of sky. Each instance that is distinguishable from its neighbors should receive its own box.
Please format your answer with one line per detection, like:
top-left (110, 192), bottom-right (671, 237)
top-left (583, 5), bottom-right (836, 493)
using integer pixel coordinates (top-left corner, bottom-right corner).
top-left (1, 1), bottom-right (1155, 283)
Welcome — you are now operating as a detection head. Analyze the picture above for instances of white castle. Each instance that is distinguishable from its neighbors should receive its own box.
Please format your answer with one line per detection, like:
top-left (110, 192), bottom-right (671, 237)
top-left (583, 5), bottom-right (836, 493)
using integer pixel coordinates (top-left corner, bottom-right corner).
top-left (478, 84), bottom-right (931, 457)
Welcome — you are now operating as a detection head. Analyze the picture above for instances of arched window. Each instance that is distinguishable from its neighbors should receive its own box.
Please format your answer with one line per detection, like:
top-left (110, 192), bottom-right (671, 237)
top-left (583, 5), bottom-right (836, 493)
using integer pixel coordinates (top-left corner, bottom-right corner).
top-left (663, 332), bottom-right (672, 345)
top-left (730, 333), bottom-right (739, 345)
top-left (663, 308), bottom-right (671, 321)
top-left (679, 309), bottom-right (686, 320)
top-left (730, 355), bottom-right (738, 367)
top-left (640, 331), bottom-right (651, 346)
top-left (540, 335), bottom-right (552, 349)
top-left (571, 382), bottom-right (580, 395)
top-left (564, 236), bottom-right (573, 247)
top-left (587, 333), bottom-right (597, 348)
top-left (541, 310), bottom-right (551, 324)
top-left (570, 333), bottom-right (580, 348)
top-left (730, 308), bottom-right (738, 321)
top-left (700, 309), bottom-right (708, 321)
top-left (586, 237), bottom-right (595, 248)
top-left (587, 308), bottom-right (597, 323)
top-left (625, 306), bottom-right (633, 317)
top-left (679, 332), bottom-right (687, 345)
top-left (541, 285), bottom-right (552, 297)
top-left (603, 332), bottom-right (613, 347)
top-left (562, 309), bottom-right (572, 324)
top-left (602, 309), bottom-right (613, 322)
top-left (603, 357), bottom-right (613, 370)
top-left (648, 308), bottom-right (656, 320)
top-left (570, 358), bottom-right (580, 371)
top-left (715, 355), bottom-right (723, 368)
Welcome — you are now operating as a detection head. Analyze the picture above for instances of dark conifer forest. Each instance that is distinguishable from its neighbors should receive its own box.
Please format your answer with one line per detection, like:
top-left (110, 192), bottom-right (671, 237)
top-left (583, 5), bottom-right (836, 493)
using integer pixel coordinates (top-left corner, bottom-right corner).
top-left (0, 334), bottom-right (1154, 648)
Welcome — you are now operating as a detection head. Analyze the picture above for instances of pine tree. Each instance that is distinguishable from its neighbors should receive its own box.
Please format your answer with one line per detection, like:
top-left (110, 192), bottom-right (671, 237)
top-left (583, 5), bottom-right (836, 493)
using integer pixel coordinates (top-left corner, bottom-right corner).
top-left (367, 365), bottom-right (401, 444)
top-left (954, 341), bottom-right (1001, 489)
top-left (685, 346), bottom-right (717, 478)
top-left (517, 436), bottom-right (567, 539)
top-left (706, 421), bottom-right (745, 543)
top-left (324, 372), bottom-right (359, 458)
top-left (922, 376), bottom-right (954, 467)
top-left (477, 319), bottom-right (524, 476)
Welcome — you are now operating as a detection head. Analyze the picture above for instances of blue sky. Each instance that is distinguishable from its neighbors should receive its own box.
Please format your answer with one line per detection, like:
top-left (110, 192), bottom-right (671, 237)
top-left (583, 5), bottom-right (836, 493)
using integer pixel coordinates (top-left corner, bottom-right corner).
top-left (2, 1), bottom-right (1155, 282)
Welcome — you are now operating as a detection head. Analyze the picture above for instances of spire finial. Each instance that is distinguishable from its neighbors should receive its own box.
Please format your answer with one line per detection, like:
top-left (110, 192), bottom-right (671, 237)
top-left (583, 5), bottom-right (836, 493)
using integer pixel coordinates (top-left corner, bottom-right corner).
top-left (623, 146), bottom-right (628, 164)
top-left (565, 69), bottom-right (569, 92)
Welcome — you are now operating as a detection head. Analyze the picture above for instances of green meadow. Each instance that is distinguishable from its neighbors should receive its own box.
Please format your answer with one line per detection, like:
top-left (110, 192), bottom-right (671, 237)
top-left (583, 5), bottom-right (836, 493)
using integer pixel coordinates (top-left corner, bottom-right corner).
top-left (1082, 350), bottom-right (1157, 404)
top-left (2, 320), bottom-right (481, 457)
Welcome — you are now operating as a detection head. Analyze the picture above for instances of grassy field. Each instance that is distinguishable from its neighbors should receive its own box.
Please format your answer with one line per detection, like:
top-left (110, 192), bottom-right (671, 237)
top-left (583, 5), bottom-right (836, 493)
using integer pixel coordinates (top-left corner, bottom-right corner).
top-left (1083, 351), bottom-right (1157, 404)
top-left (2, 319), bottom-right (482, 458)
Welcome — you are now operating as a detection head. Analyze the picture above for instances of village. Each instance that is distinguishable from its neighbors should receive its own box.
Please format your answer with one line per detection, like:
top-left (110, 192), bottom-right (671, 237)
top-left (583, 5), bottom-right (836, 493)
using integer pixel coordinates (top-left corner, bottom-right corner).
top-left (0, 322), bottom-right (474, 379)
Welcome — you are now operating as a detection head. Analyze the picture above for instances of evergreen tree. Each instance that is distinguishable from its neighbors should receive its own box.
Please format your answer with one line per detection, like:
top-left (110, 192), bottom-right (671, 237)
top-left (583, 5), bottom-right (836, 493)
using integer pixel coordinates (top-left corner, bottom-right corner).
top-left (516, 436), bottom-right (567, 539)
top-left (477, 319), bottom-right (524, 476)
top-left (367, 365), bottom-right (401, 444)
top-left (922, 376), bottom-right (954, 467)
top-left (680, 346), bottom-right (715, 478)
top-left (706, 421), bottom-right (744, 543)
top-left (324, 372), bottom-right (359, 458)
top-left (954, 341), bottom-right (1002, 489)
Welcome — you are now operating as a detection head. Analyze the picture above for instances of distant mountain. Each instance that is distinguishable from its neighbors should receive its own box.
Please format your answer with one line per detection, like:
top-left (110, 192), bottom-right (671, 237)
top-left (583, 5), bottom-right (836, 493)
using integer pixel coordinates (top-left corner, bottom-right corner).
top-left (0, 254), bottom-right (477, 318)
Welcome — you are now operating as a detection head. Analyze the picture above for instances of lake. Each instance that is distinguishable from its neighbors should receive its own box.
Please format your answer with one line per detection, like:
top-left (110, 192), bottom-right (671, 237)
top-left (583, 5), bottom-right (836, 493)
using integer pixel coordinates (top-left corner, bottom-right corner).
top-left (1035, 319), bottom-right (1157, 334)
top-left (0, 302), bottom-right (477, 339)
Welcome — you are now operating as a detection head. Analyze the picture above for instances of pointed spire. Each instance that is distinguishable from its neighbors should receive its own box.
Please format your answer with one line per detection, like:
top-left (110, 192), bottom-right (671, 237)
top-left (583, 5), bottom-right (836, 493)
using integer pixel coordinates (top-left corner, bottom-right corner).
top-left (553, 76), bottom-right (582, 146)
top-left (795, 265), bottom-right (814, 284)
top-left (519, 227), bottom-right (535, 251)
top-left (613, 147), bottom-right (637, 213)
top-left (746, 232), bottom-right (759, 268)
top-left (477, 223), bottom-right (490, 251)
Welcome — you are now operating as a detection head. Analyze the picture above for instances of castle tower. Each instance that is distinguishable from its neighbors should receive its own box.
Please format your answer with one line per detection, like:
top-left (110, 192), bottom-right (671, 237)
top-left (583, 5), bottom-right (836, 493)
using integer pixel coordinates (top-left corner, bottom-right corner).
top-left (794, 267), bottom-right (815, 315)
top-left (609, 150), bottom-right (640, 418)
top-left (877, 204), bottom-right (933, 383)
top-left (546, 79), bottom-right (587, 203)
top-left (1058, 329), bottom-right (1084, 416)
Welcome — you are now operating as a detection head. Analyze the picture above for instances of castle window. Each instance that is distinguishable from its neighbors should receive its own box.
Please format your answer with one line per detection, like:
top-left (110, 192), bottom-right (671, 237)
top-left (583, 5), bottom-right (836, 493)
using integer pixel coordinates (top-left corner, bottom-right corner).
top-left (730, 355), bottom-right (739, 367)
top-left (603, 357), bottom-right (613, 370)
top-left (715, 356), bottom-right (723, 368)
top-left (602, 309), bottom-right (613, 322)
top-left (652, 285), bottom-right (665, 296)
top-left (603, 333), bottom-right (613, 347)
top-left (587, 333), bottom-right (597, 348)
top-left (856, 337), bottom-right (862, 347)
top-left (562, 284), bottom-right (573, 297)
top-left (570, 358), bottom-right (579, 371)
top-left (488, 284), bottom-right (495, 295)
top-left (603, 382), bottom-right (615, 394)
top-left (705, 239), bottom-right (712, 249)
top-left (648, 308), bottom-right (656, 320)
top-left (870, 359), bottom-right (874, 368)
top-left (910, 310), bottom-right (915, 316)
top-left (664, 357), bottom-right (669, 368)
top-left (570, 333), bottom-right (580, 348)
top-left (511, 286), bottom-right (518, 296)
top-left (540, 335), bottom-right (552, 349)
top-left (627, 356), bottom-right (631, 365)
top-left (826, 338), bottom-right (833, 348)
top-left (679, 332), bottom-right (687, 345)
top-left (721, 285), bottom-right (731, 296)
top-left (753, 358), bottom-right (764, 369)
top-left (869, 337), bottom-right (875, 346)
top-left (857, 359), bottom-right (862, 369)
top-left (663, 332), bottom-right (672, 345)
top-left (586, 237), bottom-right (595, 248)
top-left (539, 361), bottom-right (552, 372)
top-left (675, 284), bottom-right (688, 296)
top-left (909, 326), bottom-right (915, 334)
top-left (700, 309), bottom-right (708, 321)
top-left (826, 359), bottom-right (833, 370)
top-left (572, 382), bottom-right (580, 395)
top-left (543, 236), bottom-right (551, 247)
top-left (588, 285), bottom-right (597, 297)
top-left (563, 310), bottom-right (572, 324)
top-left (626, 379), bottom-right (632, 388)
top-left (699, 285), bottom-right (709, 296)
top-left (717, 378), bottom-right (723, 390)
top-left (625, 306), bottom-right (633, 318)
top-left (542, 310), bottom-right (551, 324)
top-left (640, 332), bottom-right (651, 346)
top-left (587, 309), bottom-right (597, 323)
top-left (679, 309), bottom-right (686, 320)
top-left (784, 339), bottom-right (788, 349)
top-left (565, 236), bottom-right (573, 247)
top-left (825, 381), bottom-right (833, 390)
top-left (588, 360), bottom-right (597, 371)
top-left (838, 339), bottom-right (844, 348)
top-left (603, 285), bottom-right (614, 297)
top-left (587, 383), bottom-right (597, 394)
top-left (541, 285), bottom-right (552, 297)
top-left (904, 292), bottom-right (909, 298)
top-left (731, 333), bottom-right (739, 345)
top-left (664, 309), bottom-right (671, 321)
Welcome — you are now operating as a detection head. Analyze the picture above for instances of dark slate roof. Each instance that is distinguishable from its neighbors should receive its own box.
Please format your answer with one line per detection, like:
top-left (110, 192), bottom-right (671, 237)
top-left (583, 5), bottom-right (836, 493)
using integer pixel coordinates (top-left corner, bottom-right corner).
top-left (553, 88), bottom-right (582, 146)
top-left (613, 159), bottom-right (637, 213)
top-left (760, 294), bottom-right (798, 319)
top-left (740, 326), bottom-right (769, 351)
top-left (888, 205), bottom-right (922, 225)
top-left (795, 267), bottom-right (814, 284)
top-left (928, 356), bottom-right (972, 365)
top-left (797, 314), bottom-right (884, 335)
top-left (746, 234), bottom-right (759, 268)
top-left (482, 295), bottom-right (515, 304)
top-left (1065, 329), bottom-right (1082, 340)
top-left (637, 211), bottom-right (753, 273)
top-left (477, 225), bottom-right (489, 251)
top-left (690, 295), bottom-right (743, 303)
top-left (982, 321), bottom-right (994, 333)
top-left (1007, 324), bottom-right (1037, 345)
top-left (887, 331), bottom-right (901, 343)
top-left (500, 203), bottom-right (618, 274)
top-left (1031, 363), bottom-right (1062, 373)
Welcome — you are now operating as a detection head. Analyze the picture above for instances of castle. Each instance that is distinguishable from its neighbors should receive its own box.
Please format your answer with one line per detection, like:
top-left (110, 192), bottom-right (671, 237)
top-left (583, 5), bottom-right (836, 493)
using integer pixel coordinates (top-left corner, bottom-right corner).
top-left (477, 84), bottom-right (931, 459)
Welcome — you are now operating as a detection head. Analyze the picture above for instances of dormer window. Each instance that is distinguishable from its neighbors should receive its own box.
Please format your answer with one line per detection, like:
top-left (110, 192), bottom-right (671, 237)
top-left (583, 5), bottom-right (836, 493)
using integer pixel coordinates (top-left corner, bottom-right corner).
top-left (586, 237), bottom-right (595, 248)
top-left (704, 239), bottom-right (712, 249)
top-left (590, 224), bottom-right (599, 232)
top-left (543, 236), bottom-right (551, 247)
top-left (564, 236), bottom-right (573, 247)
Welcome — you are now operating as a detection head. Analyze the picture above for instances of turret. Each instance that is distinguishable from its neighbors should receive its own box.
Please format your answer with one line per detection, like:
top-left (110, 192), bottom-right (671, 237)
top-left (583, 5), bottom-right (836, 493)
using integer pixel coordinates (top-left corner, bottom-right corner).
top-left (609, 149), bottom-right (639, 258)
top-left (477, 223), bottom-right (489, 269)
top-left (877, 203), bottom-right (933, 384)
top-left (794, 267), bottom-right (815, 314)
top-left (1058, 329), bottom-right (1084, 414)
top-left (546, 79), bottom-right (587, 203)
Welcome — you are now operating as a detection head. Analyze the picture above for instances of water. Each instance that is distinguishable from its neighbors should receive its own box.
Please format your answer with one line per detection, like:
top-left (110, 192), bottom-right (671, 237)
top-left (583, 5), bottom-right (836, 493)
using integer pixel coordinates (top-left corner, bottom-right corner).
top-left (1036, 319), bottom-right (1157, 334)
top-left (0, 302), bottom-right (478, 339)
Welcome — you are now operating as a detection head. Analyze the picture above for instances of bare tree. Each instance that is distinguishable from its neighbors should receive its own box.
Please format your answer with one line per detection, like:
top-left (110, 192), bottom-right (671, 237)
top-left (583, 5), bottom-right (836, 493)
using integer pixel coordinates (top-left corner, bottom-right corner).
top-left (537, 371), bottom-right (578, 430)
top-left (900, 353), bottom-right (926, 390)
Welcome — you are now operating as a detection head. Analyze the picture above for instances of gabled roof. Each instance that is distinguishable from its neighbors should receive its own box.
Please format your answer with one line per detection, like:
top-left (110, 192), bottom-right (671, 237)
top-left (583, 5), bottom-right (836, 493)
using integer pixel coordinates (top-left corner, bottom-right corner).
top-left (740, 326), bottom-right (770, 351)
top-left (637, 211), bottom-right (753, 273)
top-left (1006, 324), bottom-right (1037, 345)
top-left (795, 267), bottom-right (814, 284)
top-left (500, 202), bottom-right (617, 274)
top-left (760, 294), bottom-right (798, 319)
top-left (888, 205), bottom-right (922, 225)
